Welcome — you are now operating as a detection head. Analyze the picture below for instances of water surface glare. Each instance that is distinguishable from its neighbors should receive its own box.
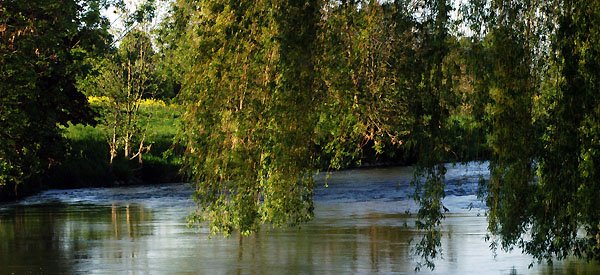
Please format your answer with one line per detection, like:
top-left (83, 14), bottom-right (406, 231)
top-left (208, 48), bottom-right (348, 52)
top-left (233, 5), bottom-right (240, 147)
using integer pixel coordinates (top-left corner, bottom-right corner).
top-left (1, 163), bottom-right (598, 274)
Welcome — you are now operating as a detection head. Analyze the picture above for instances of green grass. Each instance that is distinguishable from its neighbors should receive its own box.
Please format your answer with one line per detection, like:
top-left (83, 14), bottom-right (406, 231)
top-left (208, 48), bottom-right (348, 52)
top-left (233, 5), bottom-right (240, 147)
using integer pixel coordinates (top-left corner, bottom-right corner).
top-left (46, 101), bottom-right (488, 188)
top-left (47, 102), bottom-right (184, 189)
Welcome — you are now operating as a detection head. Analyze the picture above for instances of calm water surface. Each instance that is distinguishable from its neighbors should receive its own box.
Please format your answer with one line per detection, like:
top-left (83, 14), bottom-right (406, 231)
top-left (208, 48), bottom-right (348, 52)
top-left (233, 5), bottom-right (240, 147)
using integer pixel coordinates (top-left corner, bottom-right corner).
top-left (1, 163), bottom-right (598, 274)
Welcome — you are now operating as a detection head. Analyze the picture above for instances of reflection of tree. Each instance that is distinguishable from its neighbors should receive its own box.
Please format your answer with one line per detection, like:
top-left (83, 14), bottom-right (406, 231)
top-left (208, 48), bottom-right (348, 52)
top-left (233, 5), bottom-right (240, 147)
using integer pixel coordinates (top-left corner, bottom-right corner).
top-left (444, 222), bottom-right (456, 264)
top-left (226, 213), bottom-right (415, 273)
top-left (109, 203), bottom-right (151, 240)
top-left (0, 205), bottom-right (71, 274)
top-left (0, 203), bottom-right (155, 273)
top-left (112, 203), bottom-right (118, 238)
top-left (368, 225), bottom-right (380, 272)
top-left (106, 203), bottom-right (155, 261)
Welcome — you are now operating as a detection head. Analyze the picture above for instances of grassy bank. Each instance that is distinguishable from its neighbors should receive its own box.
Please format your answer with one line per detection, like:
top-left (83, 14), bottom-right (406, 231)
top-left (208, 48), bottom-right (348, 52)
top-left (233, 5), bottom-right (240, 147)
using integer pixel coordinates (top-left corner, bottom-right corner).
top-left (49, 105), bottom-right (489, 188)
top-left (47, 100), bottom-right (184, 189)
top-left (1, 99), bottom-right (489, 201)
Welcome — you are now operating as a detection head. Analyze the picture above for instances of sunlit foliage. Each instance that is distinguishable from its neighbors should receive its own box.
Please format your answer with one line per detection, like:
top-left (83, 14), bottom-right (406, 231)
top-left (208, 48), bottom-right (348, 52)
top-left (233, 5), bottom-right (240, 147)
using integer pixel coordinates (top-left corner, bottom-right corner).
top-left (178, 0), bottom-right (320, 236)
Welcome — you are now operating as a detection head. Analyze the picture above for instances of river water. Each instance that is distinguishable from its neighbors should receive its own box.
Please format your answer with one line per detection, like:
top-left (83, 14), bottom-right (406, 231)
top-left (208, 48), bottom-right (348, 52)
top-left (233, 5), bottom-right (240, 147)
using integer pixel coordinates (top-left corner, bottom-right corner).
top-left (0, 162), bottom-right (598, 274)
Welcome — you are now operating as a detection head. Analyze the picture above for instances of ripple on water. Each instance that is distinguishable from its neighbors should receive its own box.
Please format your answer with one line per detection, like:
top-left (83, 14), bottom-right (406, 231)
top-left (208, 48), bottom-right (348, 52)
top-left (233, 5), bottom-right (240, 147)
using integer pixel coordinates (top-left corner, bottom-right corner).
top-left (2, 162), bottom-right (598, 274)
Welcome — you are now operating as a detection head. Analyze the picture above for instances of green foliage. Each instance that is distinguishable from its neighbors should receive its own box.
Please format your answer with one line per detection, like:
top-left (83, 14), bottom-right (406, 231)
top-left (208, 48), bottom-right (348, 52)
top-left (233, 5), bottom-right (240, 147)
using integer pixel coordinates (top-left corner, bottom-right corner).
top-left (405, 0), bottom-right (461, 270)
top-left (175, 0), bottom-right (477, 250)
top-left (316, 0), bottom-right (462, 269)
top-left (172, 0), bottom-right (600, 269)
top-left (179, 0), bottom-right (320, 236)
top-left (484, 5), bottom-right (538, 253)
top-left (316, 1), bottom-right (413, 169)
top-left (81, 28), bottom-right (158, 164)
top-left (0, 0), bottom-right (110, 196)
top-left (464, 0), bottom-right (600, 266)
top-left (524, 0), bottom-right (600, 263)
top-left (154, 0), bottom-right (193, 101)
top-left (49, 101), bottom-right (184, 187)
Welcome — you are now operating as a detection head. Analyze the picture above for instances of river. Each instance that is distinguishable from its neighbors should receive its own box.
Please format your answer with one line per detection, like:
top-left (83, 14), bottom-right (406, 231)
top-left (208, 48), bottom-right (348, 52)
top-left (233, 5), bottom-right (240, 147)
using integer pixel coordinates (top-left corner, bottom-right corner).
top-left (0, 162), bottom-right (598, 274)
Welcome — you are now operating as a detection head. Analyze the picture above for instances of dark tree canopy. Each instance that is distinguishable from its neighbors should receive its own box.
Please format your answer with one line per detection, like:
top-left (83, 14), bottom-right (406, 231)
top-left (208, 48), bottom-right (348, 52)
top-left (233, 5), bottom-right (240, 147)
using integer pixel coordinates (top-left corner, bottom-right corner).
top-left (0, 0), bottom-right (111, 195)
top-left (468, 0), bottom-right (600, 265)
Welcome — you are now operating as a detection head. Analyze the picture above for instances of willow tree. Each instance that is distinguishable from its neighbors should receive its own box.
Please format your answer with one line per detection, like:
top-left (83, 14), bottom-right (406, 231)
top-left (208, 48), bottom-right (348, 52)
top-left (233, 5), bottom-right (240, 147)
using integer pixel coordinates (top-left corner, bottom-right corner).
top-left (481, 0), bottom-right (541, 256)
top-left (509, 0), bottom-right (600, 262)
top-left (173, 0), bottom-right (600, 268)
top-left (462, 0), bottom-right (600, 264)
top-left (178, 0), bottom-right (460, 256)
top-left (316, 1), bottom-right (459, 268)
top-left (179, 0), bottom-right (320, 235)
top-left (315, 0), bottom-right (412, 169)
top-left (405, 0), bottom-right (462, 270)
top-left (555, 0), bottom-right (600, 261)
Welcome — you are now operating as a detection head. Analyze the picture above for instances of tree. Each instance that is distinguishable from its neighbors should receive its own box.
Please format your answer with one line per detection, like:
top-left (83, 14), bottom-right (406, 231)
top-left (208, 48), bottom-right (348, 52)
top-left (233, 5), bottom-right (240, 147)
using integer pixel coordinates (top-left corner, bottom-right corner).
top-left (170, 0), bottom-right (600, 268)
top-left (480, 0), bottom-right (540, 258)
top-left (401, 0), bottom-right (461, 270)
top-left (178, 0), bottom-right (459, 248)
top-left (316, 2), bottom-right (460, 267)
top-left (116, 30), bottom-right (156, 163)
top-left (315, 0), bottom-right (413, 169)
top-left (154, 0), bottom-right (191, 101)
top-left (82, 1), bottom-right (158, 168)
top-left (0, 0), bottom-right (110, 197)
top-left (180, 0), bottom-right (320, 236)
top-left (462, 0), bottom-right (600, 265)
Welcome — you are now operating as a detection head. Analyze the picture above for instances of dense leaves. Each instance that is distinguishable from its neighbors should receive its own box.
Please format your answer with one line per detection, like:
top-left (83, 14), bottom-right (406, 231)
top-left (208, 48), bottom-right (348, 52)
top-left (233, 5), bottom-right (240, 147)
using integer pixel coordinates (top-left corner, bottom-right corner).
top-left (172, 0), bottom-right (600, 268)
top-left (0, 0), bottom-right (110, 196)
top-left (316, 1), bottom-right (411, 169)
top-left (2, 0), bottom-right (600, 270)
top-left (175, 0), bottom-right (462, 245)
top-left (179, 0), bottom-right (320, 235)
top-left (468, 0), bottom-right (600, 265)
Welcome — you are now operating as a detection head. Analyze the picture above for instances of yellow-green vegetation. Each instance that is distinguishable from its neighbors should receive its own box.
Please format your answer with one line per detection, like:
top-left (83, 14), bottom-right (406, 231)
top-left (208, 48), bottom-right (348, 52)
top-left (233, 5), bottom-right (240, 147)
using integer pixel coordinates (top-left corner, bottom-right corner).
top-left (49, 99), bottom-right (184, 188)
top-left (164, 0), bottom-right (600, 269)
top-left (2, 0), bottom-right (600, 271)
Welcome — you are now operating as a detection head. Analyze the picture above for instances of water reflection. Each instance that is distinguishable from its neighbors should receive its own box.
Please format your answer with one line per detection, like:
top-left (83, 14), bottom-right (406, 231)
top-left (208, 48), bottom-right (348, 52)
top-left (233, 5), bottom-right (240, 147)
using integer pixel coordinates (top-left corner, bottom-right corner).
top-left (1, 201), bottom-right (599, 274)
top-left (228, 224), bottom-right (412, 274)
top-left (0, 163), bottom-right (599, 274)
top-left (0, 204), bottom-right (70, 274)
top-left (0, 203), bottom-right (154, 273)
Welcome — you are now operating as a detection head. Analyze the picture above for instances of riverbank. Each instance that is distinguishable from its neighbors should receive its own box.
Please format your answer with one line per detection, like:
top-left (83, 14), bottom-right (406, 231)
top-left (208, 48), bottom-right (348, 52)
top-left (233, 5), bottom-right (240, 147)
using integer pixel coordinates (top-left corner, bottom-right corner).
top-left (0, 105), bottom-right (488, 203)
top-left (0, 102), bottom-right (184, 202)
